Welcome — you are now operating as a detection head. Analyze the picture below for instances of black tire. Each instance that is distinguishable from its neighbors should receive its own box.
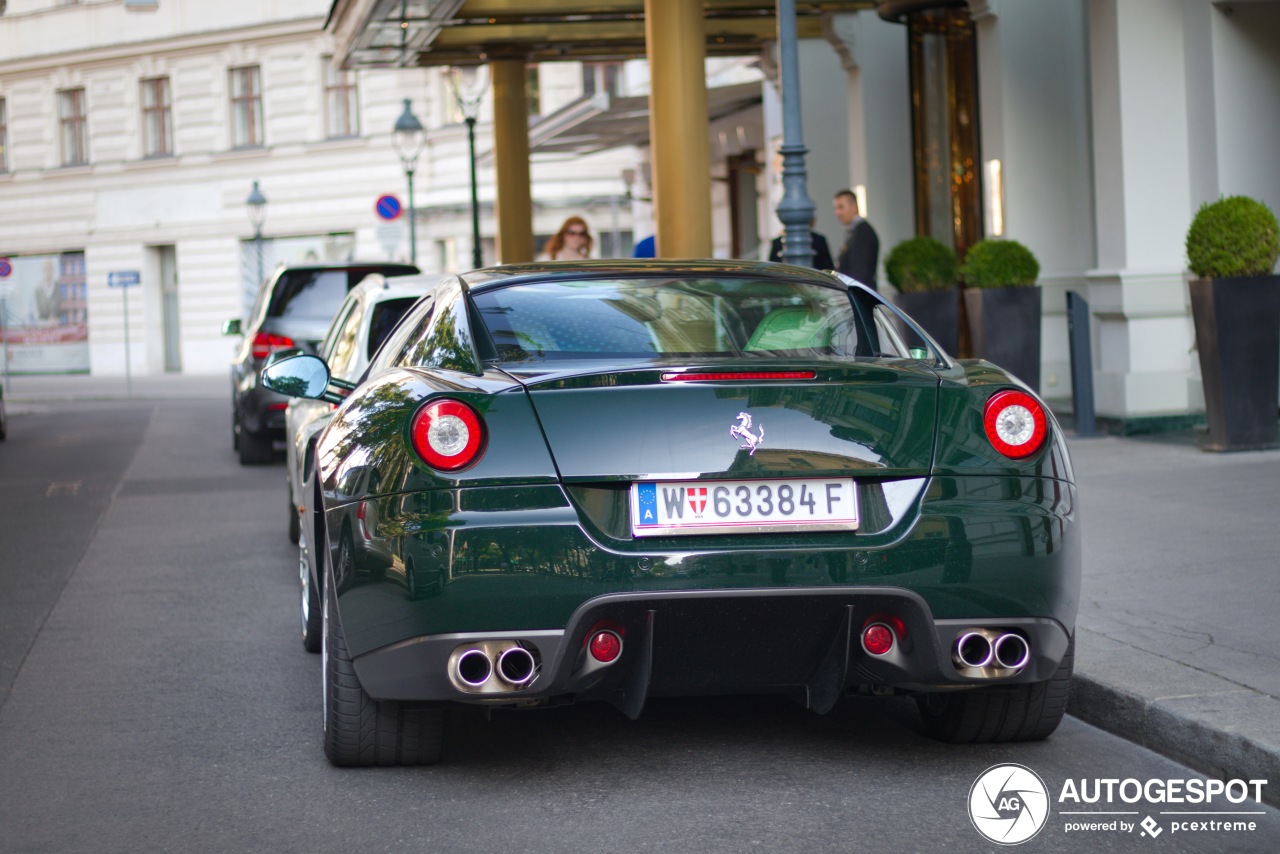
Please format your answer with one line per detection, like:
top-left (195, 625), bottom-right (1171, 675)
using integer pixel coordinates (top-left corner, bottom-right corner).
top-left (322, 549), bottom-right (445, 766)
top-left (238, 425), bottom-right (273, 465)
top-left (300, 537), bottom-right (322, 653)
top-left (916, 636), bottom-right (1073, 743)
top-left (288, 492), bottom-right (301, 544)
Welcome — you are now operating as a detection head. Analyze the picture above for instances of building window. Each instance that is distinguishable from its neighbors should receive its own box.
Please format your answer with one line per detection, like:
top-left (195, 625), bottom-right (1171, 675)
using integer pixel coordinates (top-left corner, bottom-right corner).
top-left (58, 88), bottom-right (89, 166)
top-left (229, 65), bottom-right (263, 148)
top-left (582, 62), bottom-right (623, 98)
top-left (526, 65), bottom-right (540, 115)
top-left (0, 98), bottom-right (8, 173)
top-left (141, 76), bottom-right (173, 157)
top-left (323, 57), bottom-right (359, 138)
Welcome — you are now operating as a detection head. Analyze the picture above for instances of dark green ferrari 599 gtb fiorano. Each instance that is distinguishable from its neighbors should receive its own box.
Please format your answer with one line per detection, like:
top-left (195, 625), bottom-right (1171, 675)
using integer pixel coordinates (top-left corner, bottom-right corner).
top-left (261, 259), bottom-right (1079, 767)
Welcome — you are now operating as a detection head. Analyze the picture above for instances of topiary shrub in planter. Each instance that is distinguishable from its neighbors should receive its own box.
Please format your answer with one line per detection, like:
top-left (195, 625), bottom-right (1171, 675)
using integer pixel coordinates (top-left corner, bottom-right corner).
top-left (960, 239), bottom-right (1042, 392)
top-left (887, 237), bottom-right (960, 354)
top-left (960, 239), bottom-right (1040, 290)
top-left (1185, 195), bottom-right (1280, 451)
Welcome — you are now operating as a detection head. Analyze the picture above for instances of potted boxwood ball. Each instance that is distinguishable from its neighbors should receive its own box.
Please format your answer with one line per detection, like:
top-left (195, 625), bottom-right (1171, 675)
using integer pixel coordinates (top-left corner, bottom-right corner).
top-left (961, 239), bottom-right (1042, 392)
top-left (887, 236), bottom-right (961, 355)
top-left (1186, 195), bottom-right (1280, 451)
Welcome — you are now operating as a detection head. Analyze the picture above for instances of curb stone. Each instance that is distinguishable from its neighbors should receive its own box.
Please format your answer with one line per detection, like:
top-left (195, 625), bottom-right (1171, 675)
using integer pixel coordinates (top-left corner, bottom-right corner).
top-left (1070, 627), bottom-right (1280, 808)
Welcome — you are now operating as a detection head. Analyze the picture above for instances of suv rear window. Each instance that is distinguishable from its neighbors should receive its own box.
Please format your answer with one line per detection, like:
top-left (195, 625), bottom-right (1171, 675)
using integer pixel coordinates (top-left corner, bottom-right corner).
top-left (266, 267), bottom-right (417, 321)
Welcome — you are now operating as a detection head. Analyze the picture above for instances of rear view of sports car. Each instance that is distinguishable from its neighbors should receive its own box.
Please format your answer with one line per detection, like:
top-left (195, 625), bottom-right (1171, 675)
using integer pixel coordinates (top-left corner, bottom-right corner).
top-left (262, 260), bottom-right (1079, 767)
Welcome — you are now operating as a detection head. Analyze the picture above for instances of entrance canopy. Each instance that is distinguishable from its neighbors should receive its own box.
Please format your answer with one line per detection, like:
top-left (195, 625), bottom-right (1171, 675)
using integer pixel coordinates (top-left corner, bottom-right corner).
top-left (326, 0), bottom-right (868, 69)
top-left (527, 81), bottom-right (763, 157)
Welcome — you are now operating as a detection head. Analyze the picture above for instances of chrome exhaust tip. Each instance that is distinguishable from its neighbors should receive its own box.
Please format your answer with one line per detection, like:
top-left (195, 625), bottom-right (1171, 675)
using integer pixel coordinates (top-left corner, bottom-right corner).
top-left (954, 632), bottom-right (994, 669)
top-left (993, 633), bottom-right (1031, 670)
top-left (496, 646), bottom-right (537, 686)
top-left (455, 648), bottom-right (493, 687)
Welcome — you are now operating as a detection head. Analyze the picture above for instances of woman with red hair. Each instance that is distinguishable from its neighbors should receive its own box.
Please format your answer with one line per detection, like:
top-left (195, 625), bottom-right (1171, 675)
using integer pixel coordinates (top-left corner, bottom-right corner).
top-left (540, 216), bottom-right (594, 261)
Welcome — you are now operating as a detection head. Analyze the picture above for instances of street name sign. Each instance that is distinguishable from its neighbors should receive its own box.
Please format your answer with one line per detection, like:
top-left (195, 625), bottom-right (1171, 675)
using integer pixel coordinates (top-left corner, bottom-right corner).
top-left (108, 270), bottom-right (141, 288)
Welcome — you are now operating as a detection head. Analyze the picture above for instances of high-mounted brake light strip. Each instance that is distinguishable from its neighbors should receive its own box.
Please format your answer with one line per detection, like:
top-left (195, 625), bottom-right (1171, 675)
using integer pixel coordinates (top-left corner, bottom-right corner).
top-left (660, 371), bottom-right (817, 382)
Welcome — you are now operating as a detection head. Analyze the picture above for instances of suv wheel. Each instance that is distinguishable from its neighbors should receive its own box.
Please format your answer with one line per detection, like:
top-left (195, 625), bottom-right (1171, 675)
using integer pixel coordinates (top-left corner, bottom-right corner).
top-left (238, 426), bottom-right (273, 465)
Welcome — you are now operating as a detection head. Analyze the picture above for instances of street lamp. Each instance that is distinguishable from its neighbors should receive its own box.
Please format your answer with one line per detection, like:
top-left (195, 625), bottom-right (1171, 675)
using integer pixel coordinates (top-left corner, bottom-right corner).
top-left (392, 98), bottom-right (426, 265)
top-left (446, 65), bottom-right (490, 270)
top-left (245, 180), bottom-right (268, 286)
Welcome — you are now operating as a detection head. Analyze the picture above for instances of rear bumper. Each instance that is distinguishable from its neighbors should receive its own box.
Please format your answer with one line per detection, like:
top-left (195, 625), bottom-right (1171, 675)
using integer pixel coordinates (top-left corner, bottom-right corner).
top-left (330, 473), bottom-right (1079, 704)
top-left (352, 587), bottom-right (1072, 706)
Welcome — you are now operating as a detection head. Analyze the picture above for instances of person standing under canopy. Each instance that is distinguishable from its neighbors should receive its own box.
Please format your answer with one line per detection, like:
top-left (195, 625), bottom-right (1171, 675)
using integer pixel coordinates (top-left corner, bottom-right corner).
top-left (833, 189), bottom-right (879, 290)
top-left (540, 216), bottom-right (594, 261)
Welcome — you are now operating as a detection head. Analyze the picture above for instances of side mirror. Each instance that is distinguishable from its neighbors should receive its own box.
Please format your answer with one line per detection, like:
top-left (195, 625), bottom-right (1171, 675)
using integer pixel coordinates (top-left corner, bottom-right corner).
top-left (909, 347), bottom-right (929, 360)
top-left (222, 318), bottom-right (242, 336)
top-left (261, 354), bottom-right (333, 400)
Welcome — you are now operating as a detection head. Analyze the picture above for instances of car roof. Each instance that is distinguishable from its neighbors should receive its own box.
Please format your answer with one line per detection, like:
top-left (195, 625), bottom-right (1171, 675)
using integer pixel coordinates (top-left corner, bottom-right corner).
top-left (274, 260), bottom-right (419, 273)
top-left (348, 271), bottom-right (454, 304)
top-left (459, 259), bottom-right (843, 293)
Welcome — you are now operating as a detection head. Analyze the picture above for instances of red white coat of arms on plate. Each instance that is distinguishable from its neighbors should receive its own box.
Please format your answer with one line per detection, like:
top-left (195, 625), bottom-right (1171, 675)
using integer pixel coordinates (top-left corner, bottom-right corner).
top-left (687, 487), bottom-right (708, 516)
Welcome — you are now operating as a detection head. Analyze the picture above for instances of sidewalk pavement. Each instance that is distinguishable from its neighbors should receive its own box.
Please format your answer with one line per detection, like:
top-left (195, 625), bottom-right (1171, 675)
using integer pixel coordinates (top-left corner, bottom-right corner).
top-left (6, 373), bottom-right (1280, 803)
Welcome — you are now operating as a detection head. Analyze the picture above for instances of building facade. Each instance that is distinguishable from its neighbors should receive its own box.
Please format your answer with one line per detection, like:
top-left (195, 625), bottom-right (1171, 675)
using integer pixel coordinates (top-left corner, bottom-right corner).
top-left (826, 0), bottom-right (1280, 423)
top-left (0, 0), bottom-right (640, 377)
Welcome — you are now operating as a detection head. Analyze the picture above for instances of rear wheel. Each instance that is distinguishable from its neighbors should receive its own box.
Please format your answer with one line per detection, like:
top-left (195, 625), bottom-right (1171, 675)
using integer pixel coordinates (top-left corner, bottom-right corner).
top-left (238, 425), bottom-right (273, 465)
top-left (287, 493), bottom-right (301, 544)
top-left (916, 636), bottom-right (1073, 743)
top-left (299, 537), bottom-right (321, 653)
top-left (322, 563), bottom-right (445, 766)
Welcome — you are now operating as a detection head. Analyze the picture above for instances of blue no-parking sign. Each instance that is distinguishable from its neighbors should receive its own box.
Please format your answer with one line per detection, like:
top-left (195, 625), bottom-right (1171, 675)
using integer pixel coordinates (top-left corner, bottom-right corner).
top-left (0, 258), bottom-right (12, 278)
top-left (375, 195), bottom-right (403, 221)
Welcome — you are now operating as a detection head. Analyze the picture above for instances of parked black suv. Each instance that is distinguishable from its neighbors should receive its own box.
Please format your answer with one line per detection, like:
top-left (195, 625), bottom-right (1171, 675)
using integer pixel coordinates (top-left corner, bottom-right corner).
top-left (223, 261), bottom-right (418, 464)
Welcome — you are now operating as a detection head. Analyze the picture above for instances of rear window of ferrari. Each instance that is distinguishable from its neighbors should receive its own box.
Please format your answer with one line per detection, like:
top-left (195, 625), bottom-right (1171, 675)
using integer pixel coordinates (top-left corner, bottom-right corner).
top-left (471, 277), bottom-right (865, 363)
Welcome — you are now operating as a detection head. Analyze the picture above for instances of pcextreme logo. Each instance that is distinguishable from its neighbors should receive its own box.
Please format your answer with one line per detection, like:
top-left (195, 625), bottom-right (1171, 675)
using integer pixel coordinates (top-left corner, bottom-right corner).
top-left (967, 765), bottom-right (1271, 845)
top-left (969, 764), bottom-right (1051, 845)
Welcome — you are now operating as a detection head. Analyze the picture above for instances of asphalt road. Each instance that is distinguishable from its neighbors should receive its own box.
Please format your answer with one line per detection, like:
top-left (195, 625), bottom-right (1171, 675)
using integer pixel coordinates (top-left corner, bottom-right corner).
top-left (1, 397), bottom-right (1276, 853)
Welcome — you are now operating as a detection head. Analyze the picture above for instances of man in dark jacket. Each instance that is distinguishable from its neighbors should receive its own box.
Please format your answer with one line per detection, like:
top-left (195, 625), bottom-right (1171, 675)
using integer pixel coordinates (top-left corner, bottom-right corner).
top-left (768, 224), bottom-right (834, 270)
top-left (833, 189), bottom-right (879, 290)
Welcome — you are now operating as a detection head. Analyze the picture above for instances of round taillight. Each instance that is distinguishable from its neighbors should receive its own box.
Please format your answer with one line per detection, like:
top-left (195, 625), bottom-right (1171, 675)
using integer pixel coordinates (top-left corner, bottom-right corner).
top-left (983, 390), bottom-right (1047, 459)
top-left (862, 624), bottom-right (894, 656)
top-left (410, 398), bottom-right (486, 471)
top-left (588, 630), bottom-right (622, 663)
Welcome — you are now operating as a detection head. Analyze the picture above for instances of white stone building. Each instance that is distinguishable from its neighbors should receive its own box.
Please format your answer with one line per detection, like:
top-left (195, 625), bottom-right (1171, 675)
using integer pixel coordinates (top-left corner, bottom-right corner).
top-left (0, 0), bottom-right (641, 377)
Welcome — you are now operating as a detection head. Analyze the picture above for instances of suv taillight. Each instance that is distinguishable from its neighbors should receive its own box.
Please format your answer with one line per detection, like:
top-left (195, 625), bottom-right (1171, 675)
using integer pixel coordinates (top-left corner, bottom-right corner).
top-left (251, 332), bottom-right (295, 360)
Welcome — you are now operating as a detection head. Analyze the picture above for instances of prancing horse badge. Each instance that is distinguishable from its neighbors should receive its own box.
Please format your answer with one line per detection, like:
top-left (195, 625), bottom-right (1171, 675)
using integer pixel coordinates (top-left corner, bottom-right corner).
top-left (729, 412), bottom-right (764, 455)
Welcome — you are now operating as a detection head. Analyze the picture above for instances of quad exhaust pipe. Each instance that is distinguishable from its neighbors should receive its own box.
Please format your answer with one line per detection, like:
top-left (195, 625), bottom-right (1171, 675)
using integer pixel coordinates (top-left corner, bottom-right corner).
top-left (497, 646), bottom-right (537, 686)
top-left (449, 642), bottom-right (541, 693)
top-left (953, 630), bottom-right (1030, 675)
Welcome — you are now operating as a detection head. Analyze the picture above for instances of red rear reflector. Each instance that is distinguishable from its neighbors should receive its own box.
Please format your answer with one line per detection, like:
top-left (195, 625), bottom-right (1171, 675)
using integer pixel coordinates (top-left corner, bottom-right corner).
top-left (588, 630), bottom-right (622, 663)
top-left (410, 398), bottom-right (486, 471)
top-left (267, 402), bottom-right (289, 411)
top-left (862, 624), bottom-right (894, 656)
top-left (983, 390), bottom-right (1048, 459)
top-left (661, 371), bottom-right (817, 382)
top-left (251, 332), bottom-right (294, 360)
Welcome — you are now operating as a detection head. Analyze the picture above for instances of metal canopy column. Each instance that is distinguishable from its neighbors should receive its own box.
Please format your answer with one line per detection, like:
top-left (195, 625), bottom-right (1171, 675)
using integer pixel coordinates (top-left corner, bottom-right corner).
top-left (644, 0), bottom-right (712, 258)
top-left (492, 57), bottom-right (535, 264)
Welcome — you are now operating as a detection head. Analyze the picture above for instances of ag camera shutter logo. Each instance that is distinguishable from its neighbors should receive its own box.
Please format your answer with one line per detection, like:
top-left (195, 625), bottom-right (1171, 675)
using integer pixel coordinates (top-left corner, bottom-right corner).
top-left (969, 764), bottom-right (1051, 845)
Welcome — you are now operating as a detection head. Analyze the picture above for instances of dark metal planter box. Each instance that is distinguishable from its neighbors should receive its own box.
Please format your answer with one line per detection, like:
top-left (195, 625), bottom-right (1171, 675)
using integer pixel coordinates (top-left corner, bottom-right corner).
top-left (963, 287), bottom-right (1042, 393)
top-left (894, 289), bottom-right (960, 356)
top-left (1189, 275), bottom-right (1280, 451)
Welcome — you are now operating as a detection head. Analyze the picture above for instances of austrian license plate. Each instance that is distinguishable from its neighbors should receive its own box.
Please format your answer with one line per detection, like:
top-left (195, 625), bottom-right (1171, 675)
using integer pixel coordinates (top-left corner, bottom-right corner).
top-left (630, 477), bottom-right (859, 537)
